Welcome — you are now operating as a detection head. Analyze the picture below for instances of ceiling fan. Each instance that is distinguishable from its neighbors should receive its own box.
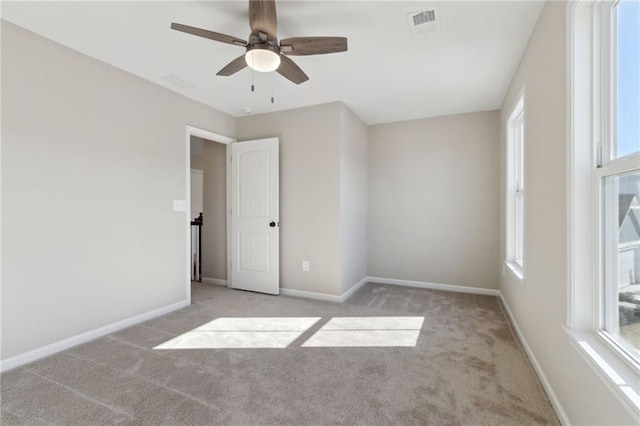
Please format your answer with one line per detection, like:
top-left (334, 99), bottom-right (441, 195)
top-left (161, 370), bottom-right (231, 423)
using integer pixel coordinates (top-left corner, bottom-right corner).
top-left (171, 0), bottom-right (348, 85)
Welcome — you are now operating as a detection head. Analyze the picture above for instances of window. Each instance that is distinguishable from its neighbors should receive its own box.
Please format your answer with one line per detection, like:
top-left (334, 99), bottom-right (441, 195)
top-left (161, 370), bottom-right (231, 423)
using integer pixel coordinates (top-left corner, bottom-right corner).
top-left (569, 0), bottom-right (640, 412)
top-left (506, 91), bottom-right (525, 278)
top-left (614, 0), bottom-right (640, 160)
top-left (602, 173), bottom-right (640, 358)
top-left (599, 0), bottom-right (640, 363)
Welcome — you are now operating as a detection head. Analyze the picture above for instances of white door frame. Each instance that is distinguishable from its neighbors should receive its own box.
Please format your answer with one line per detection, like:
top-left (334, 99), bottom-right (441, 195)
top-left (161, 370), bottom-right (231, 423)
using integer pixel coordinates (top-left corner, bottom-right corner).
top-left (185, 125), bottom-right (236, 305)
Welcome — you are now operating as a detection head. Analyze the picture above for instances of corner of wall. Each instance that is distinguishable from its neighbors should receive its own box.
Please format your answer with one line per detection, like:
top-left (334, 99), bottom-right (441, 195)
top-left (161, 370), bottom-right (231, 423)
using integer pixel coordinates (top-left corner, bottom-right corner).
top-left (338, 103), bottom-right (369, 295)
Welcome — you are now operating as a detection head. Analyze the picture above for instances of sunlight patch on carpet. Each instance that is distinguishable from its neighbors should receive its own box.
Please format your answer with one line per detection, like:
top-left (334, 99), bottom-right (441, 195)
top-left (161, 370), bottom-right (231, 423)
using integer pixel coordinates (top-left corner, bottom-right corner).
top-left (154, 316), bottom-right (424, 349)
top-left (154, 317), bottom-right (320, 349)
top-left (302, 316), bottom-right (424, 347)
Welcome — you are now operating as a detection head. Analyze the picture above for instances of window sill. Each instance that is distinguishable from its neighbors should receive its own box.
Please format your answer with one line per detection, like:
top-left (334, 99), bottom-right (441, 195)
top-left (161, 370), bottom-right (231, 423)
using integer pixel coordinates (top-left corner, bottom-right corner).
top-left (563, 326), bottom-right (640, 421)
top-left (505, 261), bottom-right (524, 282)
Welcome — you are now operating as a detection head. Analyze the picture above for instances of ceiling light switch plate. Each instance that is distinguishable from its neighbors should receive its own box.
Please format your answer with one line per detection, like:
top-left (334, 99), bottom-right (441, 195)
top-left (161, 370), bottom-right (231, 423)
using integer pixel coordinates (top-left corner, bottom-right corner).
top-left (173, 200), bottom-right (187, 211)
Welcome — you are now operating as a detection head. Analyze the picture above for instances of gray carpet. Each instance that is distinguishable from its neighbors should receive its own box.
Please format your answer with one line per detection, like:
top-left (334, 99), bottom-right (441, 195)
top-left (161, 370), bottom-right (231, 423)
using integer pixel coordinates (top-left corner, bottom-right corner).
top-left (1, 282), bottom-right (559, 425)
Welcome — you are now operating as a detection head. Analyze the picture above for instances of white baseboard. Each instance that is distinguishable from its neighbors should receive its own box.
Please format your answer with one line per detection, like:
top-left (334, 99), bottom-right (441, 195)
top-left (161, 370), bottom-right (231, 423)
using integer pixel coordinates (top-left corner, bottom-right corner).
top-left (367, 276), bottom-right (500, 296)
top-left (498, 294), bottom-right (570, 425)
top-left (280, 276), bottom-right (498, 303)
top-left (0, 300), bottom-right (189, 373)
top-left (281, 276), bottom-right (369, 303)
top-left (280, 288), bottom-right (342, 302)
top-left (340, 276), bottom-right (369, 302)
top-left (201, 277), bottom-right (228, 287)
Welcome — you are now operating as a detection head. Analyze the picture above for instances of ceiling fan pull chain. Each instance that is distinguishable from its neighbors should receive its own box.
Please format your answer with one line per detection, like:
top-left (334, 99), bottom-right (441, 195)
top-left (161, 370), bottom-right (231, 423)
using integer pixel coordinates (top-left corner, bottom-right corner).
top-left (251, 51), bottom-right (255, 92)
top-left (271, 73), bottom-right (275, 104)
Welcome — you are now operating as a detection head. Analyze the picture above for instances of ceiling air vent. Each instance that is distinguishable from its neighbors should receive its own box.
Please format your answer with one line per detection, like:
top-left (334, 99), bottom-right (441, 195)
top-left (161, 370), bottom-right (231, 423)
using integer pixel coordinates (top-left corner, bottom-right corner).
top-left (413, 10), bottom-right (435, 26)
top-left (159, 73), bottom-right (196, 90)
top-left (407, 7), bottom-right (441, 37)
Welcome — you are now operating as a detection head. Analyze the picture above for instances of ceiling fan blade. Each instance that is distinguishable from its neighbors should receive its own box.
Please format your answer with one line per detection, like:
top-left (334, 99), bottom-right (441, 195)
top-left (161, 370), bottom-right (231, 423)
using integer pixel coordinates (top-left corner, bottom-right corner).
top-left (277, 55), bottom-right (309, 85)
top-left (249, 0), bottom-right (277, 40)
top-left (216, 55), bottom-right (248, 76)
top-left (280, 37), bottom-right (347, 56)
top-left (171, 23), bottom-right (247, 47)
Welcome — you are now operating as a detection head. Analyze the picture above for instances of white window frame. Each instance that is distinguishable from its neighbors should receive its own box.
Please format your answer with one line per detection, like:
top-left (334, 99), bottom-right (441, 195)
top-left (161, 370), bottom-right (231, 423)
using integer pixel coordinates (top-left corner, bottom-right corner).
top-left (506, 89), bottom-right (526, 280)
top-left (596, 0), bottom-right (640, 367)
top-left (567, 0), bottom-right (640, 418)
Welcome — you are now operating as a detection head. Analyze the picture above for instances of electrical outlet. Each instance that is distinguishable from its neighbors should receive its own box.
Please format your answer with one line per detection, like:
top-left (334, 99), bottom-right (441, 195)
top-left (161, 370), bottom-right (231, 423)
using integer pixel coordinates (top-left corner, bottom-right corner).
top-left (302, 261), bottom-right (310, 272)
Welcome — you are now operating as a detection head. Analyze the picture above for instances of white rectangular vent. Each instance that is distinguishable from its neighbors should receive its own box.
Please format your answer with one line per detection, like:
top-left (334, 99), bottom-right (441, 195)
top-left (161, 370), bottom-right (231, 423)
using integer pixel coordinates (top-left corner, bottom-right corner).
top-left (159, 73), bottom-right (195, 89)
top-left (407, 7), bottom-right (441, 37)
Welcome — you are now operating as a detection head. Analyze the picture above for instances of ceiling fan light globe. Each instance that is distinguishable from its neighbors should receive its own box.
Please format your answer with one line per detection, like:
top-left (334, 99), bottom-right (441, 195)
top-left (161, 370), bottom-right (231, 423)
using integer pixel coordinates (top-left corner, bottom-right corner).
top-left (245, 48), bottom-right (281, 73)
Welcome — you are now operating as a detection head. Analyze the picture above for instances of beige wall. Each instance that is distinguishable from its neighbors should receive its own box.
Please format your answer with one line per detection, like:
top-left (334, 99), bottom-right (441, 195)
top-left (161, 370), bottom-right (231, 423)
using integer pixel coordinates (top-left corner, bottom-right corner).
top-left (499, 3), bottom-right (635, 424)
top-left (237, 103), bottom-right (342, 296)
top-left (368, 111), bottom-right (500, 290)
top-left (201, 139), bottom-right (227, 281)
top-left (339, 104), bottom-right (368, 294)
top-left (1, 21), bottom-right (236, 360)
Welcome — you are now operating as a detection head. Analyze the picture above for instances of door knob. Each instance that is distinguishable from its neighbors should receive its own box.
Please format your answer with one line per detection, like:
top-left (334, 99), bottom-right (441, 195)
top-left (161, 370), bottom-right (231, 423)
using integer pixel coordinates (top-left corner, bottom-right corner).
top-left (269, 221), bottom-right (276, 227)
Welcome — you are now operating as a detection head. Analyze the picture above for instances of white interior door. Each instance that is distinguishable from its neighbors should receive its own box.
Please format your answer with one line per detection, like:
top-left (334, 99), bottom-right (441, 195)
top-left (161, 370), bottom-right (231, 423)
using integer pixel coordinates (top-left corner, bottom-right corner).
top-left (230, 138), bottom-right (279, 295)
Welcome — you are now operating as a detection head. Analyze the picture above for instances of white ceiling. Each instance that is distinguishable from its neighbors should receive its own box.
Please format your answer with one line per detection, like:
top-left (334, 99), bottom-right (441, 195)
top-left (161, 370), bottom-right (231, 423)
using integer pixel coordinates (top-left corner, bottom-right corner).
top-left (2, 1), bottom-right (544, 125)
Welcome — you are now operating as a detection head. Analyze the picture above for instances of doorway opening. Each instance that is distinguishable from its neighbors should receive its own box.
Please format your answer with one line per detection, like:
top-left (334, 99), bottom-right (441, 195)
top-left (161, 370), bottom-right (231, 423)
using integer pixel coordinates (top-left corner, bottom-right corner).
top-left (185, 126), bottom-right (234, 305)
